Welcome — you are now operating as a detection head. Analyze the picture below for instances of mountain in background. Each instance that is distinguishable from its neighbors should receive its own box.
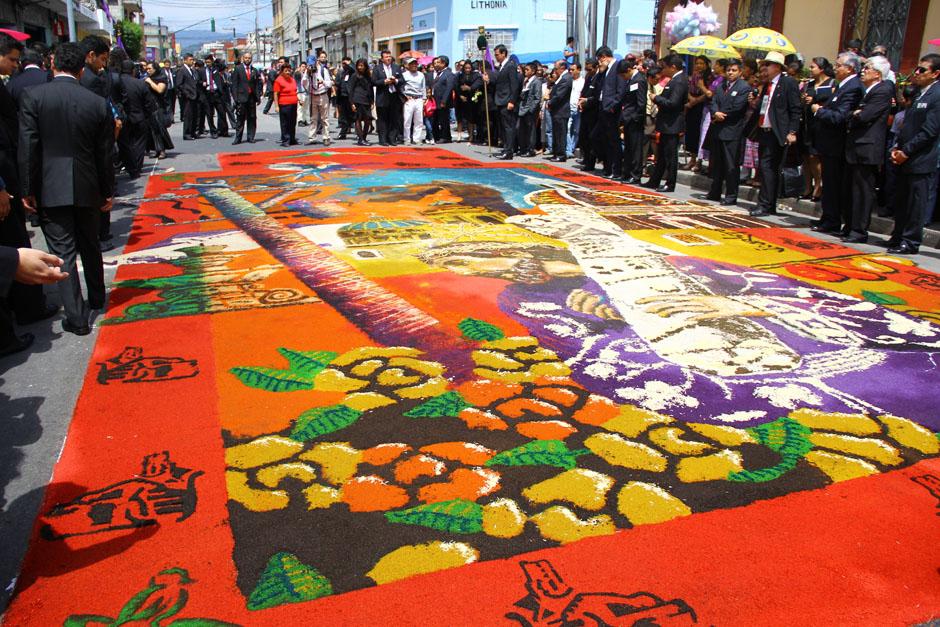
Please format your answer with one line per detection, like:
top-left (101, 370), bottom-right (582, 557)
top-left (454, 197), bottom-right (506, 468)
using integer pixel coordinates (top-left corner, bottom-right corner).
top-left (173, 29), bottom-right (245, 54)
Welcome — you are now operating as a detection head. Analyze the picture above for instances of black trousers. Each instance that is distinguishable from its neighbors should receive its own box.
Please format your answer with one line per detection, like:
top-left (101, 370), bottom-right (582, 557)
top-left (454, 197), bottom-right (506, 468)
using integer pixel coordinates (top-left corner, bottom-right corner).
top-left (820, 153), bottom-right (851, 229)
top-left (648, 132), bottom-right (680, 188)
top-left (117, 120), bottom-right (147, 177)
top-left (848, 162), bottom-right (878, 238)
top-left (518, 113), bottom-right (537, 153)
top-left (336, 96), bottom-right (353, 136)
top-left (262, 91), bottom-right (275, 114)
top-left (708, 137), bottom-right (742, 200)
top-left (234, 101), bottom-right (257, 142)
top-left (39, 205), bottom-right (104, 326)
top-left (165, 89), bottom-right (176, 124)
top-left (551, 113), bottom-right (569, 158)
top-left (892, 172), bottom-right (932, 248)
top-left (0, 201), bottom-right (47, 322)
top-left (579, 113), bottom-right (598, 168)
top-left (181, 96), bottom-right (198, 137)
top-left (199, 96), bottom-right (215, 134)
top-left (433, 106), bottom-right (452, 142)
top-left (376, 100), bottom-right (403, 144)
top-left (498, 105), bottom-right (517, 155)
top-left (592, 111), bottom-right (622, 175)
top-left (278, 104), bottom-right (297, 144)
top-left (208, 93), bottom-right (228, 135)
top-left (621, 119), bottom-right (645, 180)
top-left (756, 130), bottom-right (785, 212)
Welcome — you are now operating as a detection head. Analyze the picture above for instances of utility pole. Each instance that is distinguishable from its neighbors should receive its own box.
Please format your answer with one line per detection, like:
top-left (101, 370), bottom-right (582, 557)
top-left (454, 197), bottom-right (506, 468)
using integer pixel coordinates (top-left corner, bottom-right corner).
top-left (299, 0), bottom-right (308, 64)
top-left (254, 0), bottom-right (260, 67)
top-left (158, 16), bottom-right (163, 60)
top-left (66, 0), bottom-right (77, 42)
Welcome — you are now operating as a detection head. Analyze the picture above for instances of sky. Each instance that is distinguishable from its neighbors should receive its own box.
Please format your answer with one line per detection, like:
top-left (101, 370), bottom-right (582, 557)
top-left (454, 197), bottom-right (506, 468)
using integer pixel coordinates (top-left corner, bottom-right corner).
top-left (144, 0), bottom-right (274, 35)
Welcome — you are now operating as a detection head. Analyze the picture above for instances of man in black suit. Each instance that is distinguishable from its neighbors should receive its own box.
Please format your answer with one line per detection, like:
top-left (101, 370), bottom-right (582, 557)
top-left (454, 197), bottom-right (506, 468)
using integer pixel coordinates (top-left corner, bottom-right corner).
top-left (78, 36), bottom-right (109, 100)
top-left (335, 57), bottom-right (354, 140)
top-left (431, 55), bottom-right (457, 144)
top-left (117, 60), bottom-right (153, 179)
top-left (645, 53), bottom-right (689, 192)
top-left (619, 57), bottom-right (647, 183)
top-left (888, 53), bottom-right (940, 254)
top-left (842, 58), bottom-right (893, 243)
top-left (208, 60), bottom-right (230, 137)
top-left (486, 44), bottom-right (520, 160)
top-left (7, 47), bottom-right (49, 107)
top-left (19, 42), bottom-right (114, 336)
top-left (548, 63), bottom-right (572, 162)
top-left (577, 59), bottom-right (603, 171)
top-left (262, 58), bottom-right (283, 115)
top-left (372, 50), bottom-right (403, 146)
top-left (194, 59), bottom-right (213, 137)
top-left (590, 47), bottom-right (626, 178)
top-left (746, 51), bottom-right (801, 216)
top-left (811, 52), bottom-right (864, 233)
top-left (231, 51), bottom-right (262, 145)
top-left (706, 58), bottom-right (750, 204)
top-left (162, 59), bottom-right (176, 123)
top-left (176, 54), bottom-right (199, 140)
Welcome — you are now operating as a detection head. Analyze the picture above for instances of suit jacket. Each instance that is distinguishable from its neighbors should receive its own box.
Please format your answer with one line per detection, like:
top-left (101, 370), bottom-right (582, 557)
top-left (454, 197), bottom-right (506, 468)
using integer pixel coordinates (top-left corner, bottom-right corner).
top-left (176, 65), bottom-right (199, 100)
top-left (599, 65), bottom-right (627, 114)
top-left (0, 83), bottom-right (20, 195)
top-left (709, 77), bottom-right (750, 141)
top-left (493, 60), bottom-right (520, 107)
top-left (654, 71), bottom-right (689, 133)
top-left (432, 67), bottom-right (457, 108)
top-left (194, 67), bottom-right (210, 103)
top-left (121, 74), bottom-right (154, 125)
top-left (372, 63), bottom-right (403, 107)
top-left (746, 73), bottom-right (801, 146)
top-left (549, 72), bottom-right (572, 116)
top-left (845, 80), bottom-right (893, 165)
top-left (621, 71), bottom-right (647, 125)
top-left (580, 70), bottom-right (603, 116)
top-left (896, 82), bottom-right (940, 175)
top-left (813, 75), bottom-right (864, 156)
top-left (0, 245), bottom-right (16, 297)
top-left (336, 64), bottom-right (354, 97)
top-left (231, 63), bottom-right (262, 104)
top-left (18, 76), bottom-right (114, 208)
top-left (7, 66), bottom-right (50, 108)
top-left (79, 64), bottom-right (108, 99)
top-left (518, 76), bottom-right (543, 117)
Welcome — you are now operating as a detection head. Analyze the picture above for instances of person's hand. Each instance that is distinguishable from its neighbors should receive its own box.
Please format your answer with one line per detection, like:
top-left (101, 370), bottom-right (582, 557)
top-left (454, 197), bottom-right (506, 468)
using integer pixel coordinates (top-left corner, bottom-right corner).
top-left (891, 149), bottom-right (908, 165)
top-left (786, 132), bottom-right (797, 145)
top-left (14, 248), bottom-right (68, 285)
top-left (101, 197), bottom-right (113, 212)
top-left (507, 102), bottom-right (514, 111)
top-left (713, 112), bottom-right (726, 122)
top-left (22, 195), bottom-right (37, 213)
top-left (811, 103), bottom-right (821, 113)
top-left (0, 189), bottom-right (11, 221)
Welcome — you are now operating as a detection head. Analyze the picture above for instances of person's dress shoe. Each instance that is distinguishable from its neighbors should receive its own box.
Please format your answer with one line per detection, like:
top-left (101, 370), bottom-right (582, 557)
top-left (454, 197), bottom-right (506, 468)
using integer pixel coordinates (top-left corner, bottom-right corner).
top-left (720, 198), bottom-right (737, 206)
top-left (0, 332), bottom-right (34, 357)
top-left (887, 242), bottom-right (918, 255)
top-left (841, 234), bottom-right (868, 244)
top-left (100, 240), bottom-right (115, 252)
top-left (640, 181), bottom-right (658, 189)
top-left (883, 238), bottom-right (901, 248)
top-left (578, 165), bottom-right (594, 172)
top-left (183, 135), bottom-right (195, 140)
top-left (749, 208), bottom-right (775, 217)
top-left (625, 176), bottom-right (641, 184)
top-left (17, 303), bottom-right (59, 325)
top-left (210, 133), bottom-right (219, 139)
top-left (548, 156), bottom-right (565, 162)
top-left (705, 194), bottom-right (721, 201)
top-left (101, 232), bottom-right (114, 242)
top-left (232, 139), bottom-right (243, 145)
top-left (810, 223), bottom-right (840, 234)
top-left (656, 184), bottom-right (674, 193)
top-left (496, 153), bottom-right (513, 160)
top-left (62, 320), bottom-right (91, 336)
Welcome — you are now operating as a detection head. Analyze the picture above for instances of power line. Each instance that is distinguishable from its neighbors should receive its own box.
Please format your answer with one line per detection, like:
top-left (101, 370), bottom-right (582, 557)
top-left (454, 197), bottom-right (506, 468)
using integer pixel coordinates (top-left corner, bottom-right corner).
top-left (169, 3), bottom-right (273, 34)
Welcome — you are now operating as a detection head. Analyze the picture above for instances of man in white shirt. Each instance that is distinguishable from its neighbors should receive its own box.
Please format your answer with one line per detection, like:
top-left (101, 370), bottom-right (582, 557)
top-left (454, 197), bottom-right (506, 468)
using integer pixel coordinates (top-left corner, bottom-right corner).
top-left (307, 51), bottom-right (333, 145)
top-left (567, 63), bottom-right (584, 158)
top-left (401, 58), bottom-right (426, 144)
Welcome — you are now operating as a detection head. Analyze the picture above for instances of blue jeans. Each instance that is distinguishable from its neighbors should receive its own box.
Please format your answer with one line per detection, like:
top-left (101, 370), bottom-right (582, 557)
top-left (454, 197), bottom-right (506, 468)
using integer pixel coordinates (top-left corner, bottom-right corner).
top-left (424, 116), bottom-right (434, 141)
top-left (567, 107), bottom-right (580, 157)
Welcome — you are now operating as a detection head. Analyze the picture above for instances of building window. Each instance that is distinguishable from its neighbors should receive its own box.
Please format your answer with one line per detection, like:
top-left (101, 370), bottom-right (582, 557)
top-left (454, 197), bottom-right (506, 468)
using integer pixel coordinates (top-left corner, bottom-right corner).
top-left (463, 29), bottom-right (515, 59)
top-left (623, 33), bottom-right (654, 56)
top-left (414, 36), bottom-right (433, 53)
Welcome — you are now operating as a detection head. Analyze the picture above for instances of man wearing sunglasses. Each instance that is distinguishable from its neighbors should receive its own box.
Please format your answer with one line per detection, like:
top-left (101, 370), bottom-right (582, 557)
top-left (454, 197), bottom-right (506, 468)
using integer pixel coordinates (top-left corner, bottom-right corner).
top-left (888, 54), bottom-right (940, 254)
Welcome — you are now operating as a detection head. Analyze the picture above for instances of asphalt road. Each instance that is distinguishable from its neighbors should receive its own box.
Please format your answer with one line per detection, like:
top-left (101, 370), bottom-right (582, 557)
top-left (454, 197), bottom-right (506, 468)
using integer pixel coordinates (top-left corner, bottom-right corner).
top-left (1, 106), bottom-right (938, 614)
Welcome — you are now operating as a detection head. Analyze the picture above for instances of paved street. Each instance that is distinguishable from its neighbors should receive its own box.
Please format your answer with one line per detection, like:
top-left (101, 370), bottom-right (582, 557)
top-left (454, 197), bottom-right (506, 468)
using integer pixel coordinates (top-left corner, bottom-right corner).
top-left (2, 109), bottom-right (940, 623)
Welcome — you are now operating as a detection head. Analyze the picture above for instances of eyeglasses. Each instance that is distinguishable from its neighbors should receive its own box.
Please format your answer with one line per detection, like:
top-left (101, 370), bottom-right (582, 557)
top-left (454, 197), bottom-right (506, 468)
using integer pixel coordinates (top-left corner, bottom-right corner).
top-left (914, 66), bottom-right (931, 74)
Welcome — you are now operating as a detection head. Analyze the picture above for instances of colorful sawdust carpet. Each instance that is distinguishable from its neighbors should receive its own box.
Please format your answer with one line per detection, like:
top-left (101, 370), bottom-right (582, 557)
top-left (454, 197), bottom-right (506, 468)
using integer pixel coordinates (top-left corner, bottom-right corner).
top-left (6, 148), bottom-right (940, 625)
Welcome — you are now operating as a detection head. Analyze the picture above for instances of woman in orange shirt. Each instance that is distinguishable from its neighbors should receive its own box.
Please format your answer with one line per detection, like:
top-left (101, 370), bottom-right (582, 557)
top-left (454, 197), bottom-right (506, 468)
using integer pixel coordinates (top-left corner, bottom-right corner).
top-left (273, 64), bottom-right (299, 146)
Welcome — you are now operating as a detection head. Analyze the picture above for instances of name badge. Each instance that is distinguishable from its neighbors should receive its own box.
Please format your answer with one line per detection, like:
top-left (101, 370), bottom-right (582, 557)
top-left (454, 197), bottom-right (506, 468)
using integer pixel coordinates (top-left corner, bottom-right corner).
top-left (760, 95), bottom-right (770, 115)
top-left (917, 102), bottom-right (928, 109)
top-left (731, 90), bottom-right (738, 96)
top-left (629, 83), bottom-right (638, 92)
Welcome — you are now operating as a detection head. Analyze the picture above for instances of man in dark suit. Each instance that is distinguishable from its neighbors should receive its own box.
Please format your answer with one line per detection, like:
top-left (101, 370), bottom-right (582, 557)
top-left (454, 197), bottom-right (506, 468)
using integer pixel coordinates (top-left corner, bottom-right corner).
top-left (548, 63), bottom-right (572, 162)
top-left (619, 57), bottom-right (647, 183)
top-left (117, 60), bottom-right (153, 179)
top-left (78, 36), bottom-right (109, 100)
top-left (487, 44), bottom-right (520, 160)
top-left (204, 58), bottom-right (229, 137)
top-left (176, 54), bottom-right (199, 140)
top-left (335, 57), bottom-right (354, 140)
top-left (811, 52), bottom-right (864, 233)
top-left (19, 42), bottom-right (114, 336)
top-left (706, 58), bottom-right (750, 204)
top-left (888, 53), bottom-right (940, 254)
top-left (231, 51), bottom-right (262, 145)
top-left (842, 59), bottom-right (893, 243)
top-left (590, 47), bottom-right (626, 178)
top-left (431, 55), bottom-right (457, 144)
top-left (745, 51), bottom-right (801, 216)
top-left (262, 58), bottom-right (283, 115)
top-left (7, 47), bottom-right (49, 107)
top-left (372, 50), bottom-right (403, 146)
top-left (162, 59), bottom-right (176, 123)
top-left (577, 59), bottom-right (603, 172)
top-left (645, 53), bottom-right (689, 192)
top-left (194, 59), bottom-right (212, 137)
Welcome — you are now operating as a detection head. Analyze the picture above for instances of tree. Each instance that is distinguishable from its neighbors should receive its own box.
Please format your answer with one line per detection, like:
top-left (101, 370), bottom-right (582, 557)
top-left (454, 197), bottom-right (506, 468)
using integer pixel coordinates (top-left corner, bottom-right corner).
top-left (119, 20), bottom-right (143, 60)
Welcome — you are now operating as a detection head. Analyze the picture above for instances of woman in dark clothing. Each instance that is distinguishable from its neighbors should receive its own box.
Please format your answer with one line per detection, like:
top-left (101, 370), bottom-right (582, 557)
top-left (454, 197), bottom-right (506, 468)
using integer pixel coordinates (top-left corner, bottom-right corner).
top-left (349, 58), bottom-right (375, 146)
top-left (455, 61), bottom-right (481, 142)
top-left (144, 61), bottom-right (175, 159)
top-left (684, 55), bottom-right (712, 172)
top-left (803, 57), bottom-right (835, 201)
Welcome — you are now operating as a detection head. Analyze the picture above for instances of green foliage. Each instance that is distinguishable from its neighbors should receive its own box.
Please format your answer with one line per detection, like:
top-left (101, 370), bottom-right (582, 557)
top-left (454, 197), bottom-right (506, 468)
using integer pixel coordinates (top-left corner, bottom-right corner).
top-left (485, 440), bottom-right (589, 470)
top-left (385, 499), bottom-right (484, 533)
top-left (290, 405), bottom-right (361, 441)
top-left (229, 366), bottom-right (315, 392)
top-left (729, 417), bottom-right (814, 483)
top-left (404, 391), bottom-right (472, 418)
top-left (861, 290), bottom-right (906, 306)
top-left (247, 552), bottom-right (332, 611)
top-left (458, 317), bottom-right (505, 342)
top-left (119, 20), bottom-right (144, 61)
top-left (277, 348), bottom-right (337, 377)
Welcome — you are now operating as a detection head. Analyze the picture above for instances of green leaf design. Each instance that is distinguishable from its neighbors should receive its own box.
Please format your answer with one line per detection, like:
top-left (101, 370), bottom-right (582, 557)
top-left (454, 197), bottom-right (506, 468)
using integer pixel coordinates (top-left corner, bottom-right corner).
top-left (290, 405), bottom-right (362, 441)
top-left (860, 290), bottom-right (907, 306)
top-left (485, 440), bottom-right (589, 470)
top-left (729, 417), bottom-right (814, 483)
top-left (161, 173), bottom-right (186, 182)
top-left (404, 391), bottom-right (472, 418)
top-left (458, 317), bottom-right (505, 342)
top-left (385, 499), bottom-right (483, 533)
top-left (247, 552), bottom-right (333, 611)
top-left (277, 348), bottom-right (338, 377)
top-left (168, 619), bottom-right (243, 627)
top-left (230, 367), bottom-right (315, 392)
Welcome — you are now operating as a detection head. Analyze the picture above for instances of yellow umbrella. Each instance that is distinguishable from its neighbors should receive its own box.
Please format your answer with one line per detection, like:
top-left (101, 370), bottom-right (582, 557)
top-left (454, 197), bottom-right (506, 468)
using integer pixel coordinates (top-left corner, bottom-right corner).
top-left (671, 35), bottom-right (742, 59)
top-left (724, 27), bottom-right (797, 54)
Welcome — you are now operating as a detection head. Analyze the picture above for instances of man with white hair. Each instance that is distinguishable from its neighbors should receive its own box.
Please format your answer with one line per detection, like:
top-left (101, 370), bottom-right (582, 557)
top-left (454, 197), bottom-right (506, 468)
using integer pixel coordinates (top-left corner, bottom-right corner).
top-left (842, 56), bottom-right (893, 243)
top-left (869, 45), bottom-right (897, 83)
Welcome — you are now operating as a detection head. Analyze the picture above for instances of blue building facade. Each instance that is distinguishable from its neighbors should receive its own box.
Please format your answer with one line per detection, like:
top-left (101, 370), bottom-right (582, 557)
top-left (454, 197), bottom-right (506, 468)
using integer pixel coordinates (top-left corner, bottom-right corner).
top-left (409, 0), bottom-right (568, 64)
